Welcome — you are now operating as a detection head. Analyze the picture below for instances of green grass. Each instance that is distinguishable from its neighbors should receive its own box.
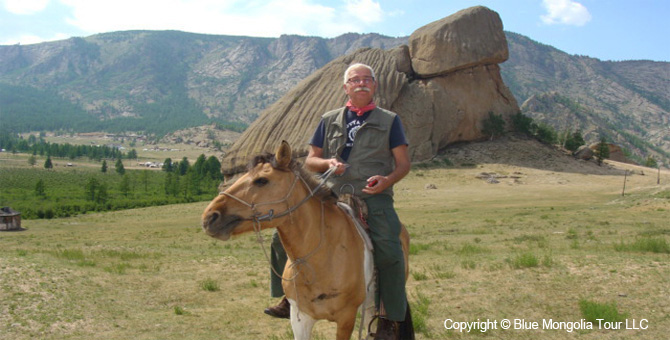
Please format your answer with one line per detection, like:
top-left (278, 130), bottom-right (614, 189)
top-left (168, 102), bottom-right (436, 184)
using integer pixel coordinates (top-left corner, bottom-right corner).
top-left (614, 237), bottom-right (670, 253)
top-left (200, 278), bottom-right (220, 292)
top-left (579, 299), bottom-right (629, 324)
top-left (509, 252), bottom-right (539, 269)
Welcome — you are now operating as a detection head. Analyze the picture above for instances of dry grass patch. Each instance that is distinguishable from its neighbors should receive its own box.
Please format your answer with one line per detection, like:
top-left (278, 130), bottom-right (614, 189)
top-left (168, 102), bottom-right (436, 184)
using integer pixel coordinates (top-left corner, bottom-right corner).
top-left (1, 157), bottom-right (669, 339)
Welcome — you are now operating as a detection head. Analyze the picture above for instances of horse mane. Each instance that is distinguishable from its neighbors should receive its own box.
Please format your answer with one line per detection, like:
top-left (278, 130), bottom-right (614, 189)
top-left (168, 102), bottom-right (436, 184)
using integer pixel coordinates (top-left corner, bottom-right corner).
top-left (248, 153), bottom-right (339, 204)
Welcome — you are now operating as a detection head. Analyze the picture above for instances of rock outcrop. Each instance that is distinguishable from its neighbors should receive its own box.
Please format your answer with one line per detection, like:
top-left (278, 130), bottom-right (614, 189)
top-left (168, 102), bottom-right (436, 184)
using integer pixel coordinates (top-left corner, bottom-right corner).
top-left (221, 6), bottom-right (520, 176)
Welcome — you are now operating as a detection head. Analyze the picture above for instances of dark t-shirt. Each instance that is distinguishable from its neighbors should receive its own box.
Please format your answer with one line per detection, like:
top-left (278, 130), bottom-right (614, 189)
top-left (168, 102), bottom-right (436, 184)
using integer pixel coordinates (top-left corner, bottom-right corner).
top-left (309, 108), bottom-right (408, 161)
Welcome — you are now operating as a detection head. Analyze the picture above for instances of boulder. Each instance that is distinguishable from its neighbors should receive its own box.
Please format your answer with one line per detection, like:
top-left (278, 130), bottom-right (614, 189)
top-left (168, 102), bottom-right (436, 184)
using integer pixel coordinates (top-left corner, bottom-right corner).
top-left (220, 6), bottom-right (519, 177)
top-left (408, 6), bottom-right (508, 77)
top-left (574, 145), bottom-right (594, 160)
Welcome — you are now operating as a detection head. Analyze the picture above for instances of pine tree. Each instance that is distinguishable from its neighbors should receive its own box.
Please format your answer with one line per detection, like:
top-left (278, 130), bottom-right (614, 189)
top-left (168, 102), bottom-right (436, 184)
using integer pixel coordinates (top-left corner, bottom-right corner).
top-left (44, 156), bottom-right (53, 169)
top-left (35, 179), bottom-right (46, 197)
top-left (85, 177), bottom-right (98, 201)
top-left (101, 160), bottom-right (108, 173)
top-left (644, 156), bottom-right (658, 168)
top-left (205, 156), bottom-right (222, 180)
top-left (119, 174), bottom-right (131, 197)
top-left (96, 184), bottom-right (108, 204)
top-left (595, 138), bottom-right (610, 166)
top-left (115, 158), bottom-right (125, 175)
top-left (162, 158), bottom-right (173, 172)
top-left (178, 157), bottom-right (190, 176)
top-left (565, 130), bottom-right (585, 152)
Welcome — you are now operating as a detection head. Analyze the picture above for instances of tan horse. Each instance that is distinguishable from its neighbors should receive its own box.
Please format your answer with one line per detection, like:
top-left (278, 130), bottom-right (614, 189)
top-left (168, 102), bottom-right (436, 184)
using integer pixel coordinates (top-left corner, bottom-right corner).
top-left (202, 141), bottom-right (411, 340)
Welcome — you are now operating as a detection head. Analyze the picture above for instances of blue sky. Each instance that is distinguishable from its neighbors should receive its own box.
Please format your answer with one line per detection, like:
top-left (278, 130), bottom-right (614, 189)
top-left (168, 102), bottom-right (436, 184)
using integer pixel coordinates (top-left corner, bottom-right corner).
top-left (1, 0), bottom-right (668, 62)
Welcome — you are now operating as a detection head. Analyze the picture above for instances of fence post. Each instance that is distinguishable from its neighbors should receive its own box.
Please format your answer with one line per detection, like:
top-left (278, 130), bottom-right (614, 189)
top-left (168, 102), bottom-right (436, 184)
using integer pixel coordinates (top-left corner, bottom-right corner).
top-left (622, 170), bottom-right (628, 196)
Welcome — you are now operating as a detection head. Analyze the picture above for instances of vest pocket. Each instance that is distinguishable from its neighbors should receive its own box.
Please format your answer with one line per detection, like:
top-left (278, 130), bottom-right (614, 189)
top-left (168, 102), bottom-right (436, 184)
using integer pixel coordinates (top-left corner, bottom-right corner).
top-left (355, 125), bottom-right (387, 149)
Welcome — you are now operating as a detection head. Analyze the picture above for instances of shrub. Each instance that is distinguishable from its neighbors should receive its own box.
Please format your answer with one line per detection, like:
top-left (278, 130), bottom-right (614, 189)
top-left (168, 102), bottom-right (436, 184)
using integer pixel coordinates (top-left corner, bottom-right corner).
top-left (510, 253), bottom-right (539, 269)
top-left (564, 130), bottom-right (585, 152)
top-left (200, 278), bottom-right (220, 292)
top-left (482, 111), bottom-right (505, 140)
top-left (512, 112), bottom-right (533, 135)
top-left (533, 122), bottom-right (557, 144)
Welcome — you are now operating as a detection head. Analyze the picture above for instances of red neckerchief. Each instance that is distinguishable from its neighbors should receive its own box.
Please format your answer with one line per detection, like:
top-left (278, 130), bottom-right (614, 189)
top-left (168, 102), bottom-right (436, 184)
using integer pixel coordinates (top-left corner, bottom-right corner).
top-left (346, 100), bottom-right (376, 117)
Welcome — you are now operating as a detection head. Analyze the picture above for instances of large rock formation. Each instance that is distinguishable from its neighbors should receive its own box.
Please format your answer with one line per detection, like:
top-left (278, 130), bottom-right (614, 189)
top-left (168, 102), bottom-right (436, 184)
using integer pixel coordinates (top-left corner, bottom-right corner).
top-left (221, 6), bottom-right (520, 176)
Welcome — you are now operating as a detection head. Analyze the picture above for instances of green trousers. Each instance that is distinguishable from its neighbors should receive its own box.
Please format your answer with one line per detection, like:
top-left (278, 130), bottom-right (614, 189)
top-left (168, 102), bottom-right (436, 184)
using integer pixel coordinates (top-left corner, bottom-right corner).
top-left (364, 194), bottom-right (407, 321)
top-left (270, 230), bottom-right (286, 298)
top-left (269, 194), bottom-right (407, 321)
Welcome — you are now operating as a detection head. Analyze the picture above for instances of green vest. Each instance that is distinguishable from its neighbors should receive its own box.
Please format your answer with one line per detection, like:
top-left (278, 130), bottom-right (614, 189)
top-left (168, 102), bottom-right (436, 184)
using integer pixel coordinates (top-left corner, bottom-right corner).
top-left (320, 106), bottom-right (397, 198)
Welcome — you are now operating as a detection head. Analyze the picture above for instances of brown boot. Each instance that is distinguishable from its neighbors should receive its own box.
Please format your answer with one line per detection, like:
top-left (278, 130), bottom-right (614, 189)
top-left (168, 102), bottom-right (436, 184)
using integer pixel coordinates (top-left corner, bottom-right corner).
top-left (264, 297), bottom-right (290, 319)
top-left (373, 317), bottom-right (399, 340)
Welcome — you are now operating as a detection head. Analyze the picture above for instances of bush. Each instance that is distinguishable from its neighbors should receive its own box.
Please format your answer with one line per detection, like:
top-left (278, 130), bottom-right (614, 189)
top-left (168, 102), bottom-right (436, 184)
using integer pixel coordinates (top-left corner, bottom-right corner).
top-left (512, 112), bottom-right (533, 135)
top-left (482, 111), bottom-right (505, 140)
top-left (564, 130), bottom-right (585, 152)
top-left (533, 122), bottom-right (557, 144)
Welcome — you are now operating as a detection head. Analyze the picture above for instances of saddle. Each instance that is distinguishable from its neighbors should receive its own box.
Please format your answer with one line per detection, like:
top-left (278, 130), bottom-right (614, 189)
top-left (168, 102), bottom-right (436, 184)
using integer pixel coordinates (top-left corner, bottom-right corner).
top-left (337, 193), bottom-right (369, 229)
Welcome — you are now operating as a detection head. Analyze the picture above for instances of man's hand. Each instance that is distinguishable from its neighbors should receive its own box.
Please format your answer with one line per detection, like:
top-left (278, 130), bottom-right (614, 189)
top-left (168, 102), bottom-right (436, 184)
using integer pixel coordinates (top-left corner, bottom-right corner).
top-left (328, 158), bottom-right (348, 175)
top-left (362, 175), bottom-right (387, 195)
top-left (306, 145), bottom-right (348, 175)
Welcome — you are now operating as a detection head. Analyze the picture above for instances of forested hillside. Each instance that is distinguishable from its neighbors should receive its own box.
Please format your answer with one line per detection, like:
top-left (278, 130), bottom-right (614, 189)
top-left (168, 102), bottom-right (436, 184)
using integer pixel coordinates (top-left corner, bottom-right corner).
top-left (0, 30), bottom-right (668, 164)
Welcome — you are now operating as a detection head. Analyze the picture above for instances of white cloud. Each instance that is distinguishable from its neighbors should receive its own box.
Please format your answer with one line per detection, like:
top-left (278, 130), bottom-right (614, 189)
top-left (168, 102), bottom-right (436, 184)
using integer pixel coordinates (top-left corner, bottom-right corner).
top-left (56, 0), bottom-right (386, 38)
top-left (540, 0), bottom-right (592, 26)
top-left (1, 32), bottom-right (69, 45)
top-left (3, 0), bottom-right (50, 15)
top-left (344, 0), bottom-right (383, 23)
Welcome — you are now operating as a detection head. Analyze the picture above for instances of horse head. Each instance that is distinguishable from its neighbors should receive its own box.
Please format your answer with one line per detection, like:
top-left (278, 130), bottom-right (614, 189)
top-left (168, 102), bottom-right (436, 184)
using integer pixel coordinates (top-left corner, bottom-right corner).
top-left (201, 141), bottom-right (306, 241)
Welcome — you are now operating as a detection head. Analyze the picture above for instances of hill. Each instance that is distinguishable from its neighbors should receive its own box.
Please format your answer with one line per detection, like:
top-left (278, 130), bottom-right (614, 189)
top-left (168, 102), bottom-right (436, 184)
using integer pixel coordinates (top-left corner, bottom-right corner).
top-left (501, 32), bottom-right (670, 165)
top-left (0, 25), bottom-right (668, 164)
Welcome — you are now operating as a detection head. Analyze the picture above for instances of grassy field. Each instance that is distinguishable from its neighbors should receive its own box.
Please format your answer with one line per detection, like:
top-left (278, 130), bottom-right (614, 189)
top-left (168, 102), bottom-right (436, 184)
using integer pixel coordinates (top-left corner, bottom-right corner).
top-left (1, 156), bottom-right (668, 339)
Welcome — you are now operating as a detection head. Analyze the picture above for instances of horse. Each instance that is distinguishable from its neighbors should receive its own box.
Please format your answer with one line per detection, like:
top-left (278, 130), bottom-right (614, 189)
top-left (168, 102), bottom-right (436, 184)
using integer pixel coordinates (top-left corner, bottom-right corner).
top-left (201, 141), bottom-right (412, 340)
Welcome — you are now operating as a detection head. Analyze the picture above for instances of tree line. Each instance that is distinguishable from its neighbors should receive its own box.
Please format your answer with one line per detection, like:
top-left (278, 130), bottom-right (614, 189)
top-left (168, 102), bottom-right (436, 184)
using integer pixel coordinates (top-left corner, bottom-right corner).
top-left (0, 131), bottom-right (135, 160)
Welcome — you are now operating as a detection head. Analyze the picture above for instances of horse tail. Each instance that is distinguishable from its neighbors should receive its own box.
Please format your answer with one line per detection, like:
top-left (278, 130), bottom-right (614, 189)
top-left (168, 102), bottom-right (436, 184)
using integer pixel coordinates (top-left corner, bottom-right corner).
top-left (398, 304), bottom-right (415, 340)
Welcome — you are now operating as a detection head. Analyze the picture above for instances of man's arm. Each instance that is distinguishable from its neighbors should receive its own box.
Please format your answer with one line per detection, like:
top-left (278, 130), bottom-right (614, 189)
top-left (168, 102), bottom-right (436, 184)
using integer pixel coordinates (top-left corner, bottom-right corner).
top-left (362, 144), bottom-right (410, 195)
top-left (305, 145), bottom-right (347, 175)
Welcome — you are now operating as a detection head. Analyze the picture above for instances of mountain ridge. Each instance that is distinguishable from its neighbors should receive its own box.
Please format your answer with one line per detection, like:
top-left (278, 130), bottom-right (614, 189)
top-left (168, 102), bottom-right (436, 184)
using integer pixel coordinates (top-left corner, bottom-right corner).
top-left (1, 28), bottom-right (668, 165)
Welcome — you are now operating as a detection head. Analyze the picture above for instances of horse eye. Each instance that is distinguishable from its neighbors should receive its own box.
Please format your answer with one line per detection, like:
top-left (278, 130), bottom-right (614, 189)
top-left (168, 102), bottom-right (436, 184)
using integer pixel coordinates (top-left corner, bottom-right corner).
top-left (253, 177), bottom-right (269, 186)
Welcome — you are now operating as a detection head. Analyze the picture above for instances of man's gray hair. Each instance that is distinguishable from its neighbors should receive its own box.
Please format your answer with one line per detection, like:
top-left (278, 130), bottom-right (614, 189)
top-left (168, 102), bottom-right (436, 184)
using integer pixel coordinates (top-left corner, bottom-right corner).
top-left (343, 63), bottom-right (376, 84)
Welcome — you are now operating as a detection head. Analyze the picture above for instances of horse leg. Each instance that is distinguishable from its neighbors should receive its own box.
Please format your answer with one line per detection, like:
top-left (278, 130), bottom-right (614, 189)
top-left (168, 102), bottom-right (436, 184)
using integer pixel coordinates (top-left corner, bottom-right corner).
top-left (288, 299), bottom-right (317, 340)
top-left (334, 307), bottom-right (358, 340)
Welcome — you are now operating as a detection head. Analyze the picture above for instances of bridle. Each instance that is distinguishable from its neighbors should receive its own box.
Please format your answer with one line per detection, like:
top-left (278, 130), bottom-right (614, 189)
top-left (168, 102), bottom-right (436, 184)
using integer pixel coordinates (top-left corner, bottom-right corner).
top-left (219, 165), bottom-right (337, 224)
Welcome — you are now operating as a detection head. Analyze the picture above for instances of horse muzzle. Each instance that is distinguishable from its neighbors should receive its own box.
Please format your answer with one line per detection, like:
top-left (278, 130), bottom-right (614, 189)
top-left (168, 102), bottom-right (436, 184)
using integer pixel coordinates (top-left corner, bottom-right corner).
top-left (201, 210), bottom-right (245, 241)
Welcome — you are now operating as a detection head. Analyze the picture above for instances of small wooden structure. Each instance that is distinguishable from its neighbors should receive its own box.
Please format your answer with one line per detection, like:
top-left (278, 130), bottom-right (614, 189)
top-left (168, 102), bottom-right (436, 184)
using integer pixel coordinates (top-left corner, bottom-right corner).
top-left (1, 207), bottom-right (22, 231)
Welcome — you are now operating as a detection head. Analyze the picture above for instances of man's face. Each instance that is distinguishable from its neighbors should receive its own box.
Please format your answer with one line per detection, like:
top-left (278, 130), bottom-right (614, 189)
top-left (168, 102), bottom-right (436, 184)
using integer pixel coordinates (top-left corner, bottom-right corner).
top-left (343, 66), bottom-right (376, 106)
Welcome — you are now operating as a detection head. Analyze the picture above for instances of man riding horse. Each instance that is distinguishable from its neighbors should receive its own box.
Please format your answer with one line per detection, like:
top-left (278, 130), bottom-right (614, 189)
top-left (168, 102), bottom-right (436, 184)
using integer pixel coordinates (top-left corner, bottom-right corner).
top-left (266, 63), bottom-right (411, 340)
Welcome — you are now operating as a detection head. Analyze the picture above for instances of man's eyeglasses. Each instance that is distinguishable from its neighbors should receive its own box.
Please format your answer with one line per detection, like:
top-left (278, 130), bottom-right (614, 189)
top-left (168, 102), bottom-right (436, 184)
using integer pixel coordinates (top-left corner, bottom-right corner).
top-left (346, 77), bottom-right (375, 85)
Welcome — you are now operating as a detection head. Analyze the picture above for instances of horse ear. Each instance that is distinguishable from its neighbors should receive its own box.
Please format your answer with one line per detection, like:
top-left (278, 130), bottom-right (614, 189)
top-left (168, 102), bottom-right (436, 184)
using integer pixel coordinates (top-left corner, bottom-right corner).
top-left (276, 140), bottom-right (292, 168)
